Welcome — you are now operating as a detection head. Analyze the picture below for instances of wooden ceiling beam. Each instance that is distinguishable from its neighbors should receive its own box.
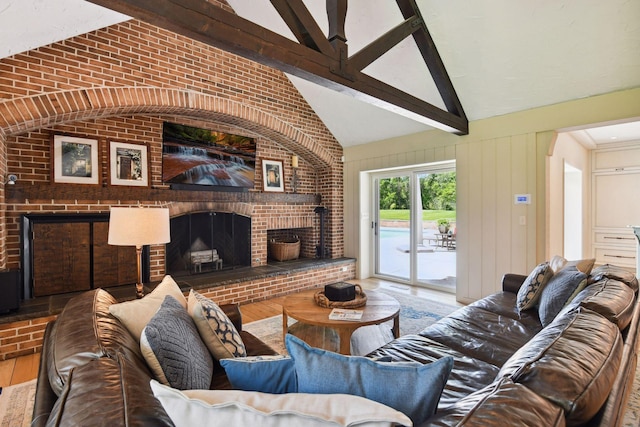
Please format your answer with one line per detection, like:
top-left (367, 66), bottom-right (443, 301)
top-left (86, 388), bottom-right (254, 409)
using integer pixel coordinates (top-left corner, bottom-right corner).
top-left (270, 0), bottom-right (335, 56)
top-left (86, 0), bottom-right (468, 134)
top-left (349, 15), bottom-right (423, 72)
top-left (396, 0), bottom-right (467, 120)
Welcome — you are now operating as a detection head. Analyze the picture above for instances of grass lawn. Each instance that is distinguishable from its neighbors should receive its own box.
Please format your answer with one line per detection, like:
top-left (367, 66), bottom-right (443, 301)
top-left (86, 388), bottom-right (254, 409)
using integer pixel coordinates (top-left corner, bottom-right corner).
top-left (379, 210), bottom-right (456, 221)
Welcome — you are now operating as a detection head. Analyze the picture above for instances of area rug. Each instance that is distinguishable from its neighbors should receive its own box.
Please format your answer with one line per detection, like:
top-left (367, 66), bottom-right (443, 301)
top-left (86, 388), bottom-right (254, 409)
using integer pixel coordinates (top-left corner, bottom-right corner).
top-left (244, 289), bottom-right (460, 356)
top-left (0, 379), bottom-right (36, 427)
top-left (623, 355), bottom-right (640, 427)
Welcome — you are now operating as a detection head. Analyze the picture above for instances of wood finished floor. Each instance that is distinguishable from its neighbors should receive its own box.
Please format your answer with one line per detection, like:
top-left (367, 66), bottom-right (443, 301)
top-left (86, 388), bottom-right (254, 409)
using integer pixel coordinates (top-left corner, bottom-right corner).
top-left (0, 278), bottom-right (457, 387)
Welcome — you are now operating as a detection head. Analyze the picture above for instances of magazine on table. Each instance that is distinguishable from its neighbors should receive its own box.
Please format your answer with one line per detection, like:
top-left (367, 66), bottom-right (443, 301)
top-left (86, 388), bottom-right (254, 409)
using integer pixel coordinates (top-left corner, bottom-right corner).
top-left (329, 308), bottom-right (364, 321)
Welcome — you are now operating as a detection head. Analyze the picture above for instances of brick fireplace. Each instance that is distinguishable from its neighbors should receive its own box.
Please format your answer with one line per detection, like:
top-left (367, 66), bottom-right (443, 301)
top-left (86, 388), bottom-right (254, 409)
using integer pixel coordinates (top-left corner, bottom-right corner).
top-left (0, 16), bottom-right (352, 359)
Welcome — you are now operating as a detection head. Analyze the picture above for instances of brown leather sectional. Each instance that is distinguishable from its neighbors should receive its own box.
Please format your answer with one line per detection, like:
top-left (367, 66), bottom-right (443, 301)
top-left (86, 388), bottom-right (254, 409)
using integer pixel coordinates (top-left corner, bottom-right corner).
top-left (31, 290), bottom-right (276, 427)
top-left (32, 263), bottom-right (638, 426)
top-left (369, 264), bottom-right (639, 426)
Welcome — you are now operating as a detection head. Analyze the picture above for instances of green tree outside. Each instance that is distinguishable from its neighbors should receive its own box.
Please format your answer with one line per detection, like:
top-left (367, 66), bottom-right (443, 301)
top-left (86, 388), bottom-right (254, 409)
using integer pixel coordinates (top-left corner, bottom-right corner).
top-left (378, 172), bottom-right (456, 217)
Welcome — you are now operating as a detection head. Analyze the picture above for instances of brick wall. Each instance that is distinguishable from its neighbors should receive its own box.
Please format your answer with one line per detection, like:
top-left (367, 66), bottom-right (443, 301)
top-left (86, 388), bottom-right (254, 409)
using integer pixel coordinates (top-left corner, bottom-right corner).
top-left (0, 315), bottom-right (56, 360)
top-left (0, 17), bottom-right (346, 276)
top-left (0, 261), bottom-right (355, 360)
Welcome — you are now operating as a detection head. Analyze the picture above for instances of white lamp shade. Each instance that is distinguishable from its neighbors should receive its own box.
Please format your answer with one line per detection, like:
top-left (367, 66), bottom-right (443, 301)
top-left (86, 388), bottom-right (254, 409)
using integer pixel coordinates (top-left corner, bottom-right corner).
top-left (108, 207), bottom-right (170, 247)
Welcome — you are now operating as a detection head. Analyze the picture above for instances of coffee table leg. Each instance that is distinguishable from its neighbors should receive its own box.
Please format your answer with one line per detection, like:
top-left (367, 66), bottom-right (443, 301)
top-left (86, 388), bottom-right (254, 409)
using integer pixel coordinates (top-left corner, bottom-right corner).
top-left (338, 329), bottom-right (351, 355)
top-left (392, 314), bottom-right (400, 338)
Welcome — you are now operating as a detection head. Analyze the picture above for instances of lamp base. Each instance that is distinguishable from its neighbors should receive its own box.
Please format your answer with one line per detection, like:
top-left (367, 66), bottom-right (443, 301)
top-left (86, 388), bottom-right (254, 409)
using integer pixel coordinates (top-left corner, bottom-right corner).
top-left (136, 282), bottom-right (144, 299)
top-left (135, 246), bottom-right (145, 298)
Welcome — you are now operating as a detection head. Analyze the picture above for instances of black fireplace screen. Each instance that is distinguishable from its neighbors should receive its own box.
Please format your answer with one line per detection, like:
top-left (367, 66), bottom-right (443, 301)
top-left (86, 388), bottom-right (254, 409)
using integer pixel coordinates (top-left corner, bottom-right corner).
top-left (166, 212), bottom-right (251, 276)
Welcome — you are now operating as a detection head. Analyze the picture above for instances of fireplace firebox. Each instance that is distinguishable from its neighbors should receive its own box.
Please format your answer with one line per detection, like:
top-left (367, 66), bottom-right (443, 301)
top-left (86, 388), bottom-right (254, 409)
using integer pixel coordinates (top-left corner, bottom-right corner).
top-left (166, 212), bottom-right (251, 276)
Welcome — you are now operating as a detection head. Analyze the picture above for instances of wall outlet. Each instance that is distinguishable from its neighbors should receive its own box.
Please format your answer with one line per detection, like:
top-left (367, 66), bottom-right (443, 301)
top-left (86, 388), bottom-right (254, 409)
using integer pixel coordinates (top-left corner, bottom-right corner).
top-left (341, 266), bottom-right (348, 272)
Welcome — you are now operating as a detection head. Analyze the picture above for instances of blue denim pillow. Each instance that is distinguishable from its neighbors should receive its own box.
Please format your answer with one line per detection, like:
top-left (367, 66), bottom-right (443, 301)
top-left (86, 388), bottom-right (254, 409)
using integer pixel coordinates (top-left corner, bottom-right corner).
top-left (285, 334), bottom-right (453, 425)
top-left (219, 355), bottom-right (297, 394)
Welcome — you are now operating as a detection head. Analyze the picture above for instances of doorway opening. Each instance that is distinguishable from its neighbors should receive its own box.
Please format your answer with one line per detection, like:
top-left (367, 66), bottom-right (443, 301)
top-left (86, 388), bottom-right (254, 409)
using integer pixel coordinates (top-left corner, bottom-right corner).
top-left (563, 162), bottom-right (582, 259)
top-left (371, 161), bottom-right (456, 293)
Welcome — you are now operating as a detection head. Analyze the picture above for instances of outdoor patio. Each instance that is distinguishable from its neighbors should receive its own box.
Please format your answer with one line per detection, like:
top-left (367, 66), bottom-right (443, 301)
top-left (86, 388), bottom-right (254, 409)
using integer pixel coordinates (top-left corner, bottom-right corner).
top-left (378, 227), bottom-right (456, 291)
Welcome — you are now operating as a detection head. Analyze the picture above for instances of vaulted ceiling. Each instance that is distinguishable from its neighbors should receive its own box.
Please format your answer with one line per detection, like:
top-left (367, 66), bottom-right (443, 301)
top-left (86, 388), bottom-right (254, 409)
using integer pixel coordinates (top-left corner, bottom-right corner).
top-left (1, 0), bottom-right (639, 147)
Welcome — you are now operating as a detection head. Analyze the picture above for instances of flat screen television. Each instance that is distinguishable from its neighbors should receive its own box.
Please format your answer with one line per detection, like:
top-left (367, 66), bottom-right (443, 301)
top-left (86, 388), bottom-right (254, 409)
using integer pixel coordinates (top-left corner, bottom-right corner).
top-left (162, 121), bottom-right (256, 191)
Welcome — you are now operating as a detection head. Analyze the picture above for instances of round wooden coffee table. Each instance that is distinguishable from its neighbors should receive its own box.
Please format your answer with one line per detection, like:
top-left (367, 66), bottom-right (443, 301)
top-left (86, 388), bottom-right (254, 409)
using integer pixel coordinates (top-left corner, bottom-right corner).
top-left (282, 288), bottom-right (400, 355)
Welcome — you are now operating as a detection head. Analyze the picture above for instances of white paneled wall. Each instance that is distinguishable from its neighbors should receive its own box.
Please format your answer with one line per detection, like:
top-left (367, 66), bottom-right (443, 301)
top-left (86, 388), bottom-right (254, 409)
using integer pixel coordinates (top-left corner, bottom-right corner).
top-left (344, 88), bottom-right (640, 304)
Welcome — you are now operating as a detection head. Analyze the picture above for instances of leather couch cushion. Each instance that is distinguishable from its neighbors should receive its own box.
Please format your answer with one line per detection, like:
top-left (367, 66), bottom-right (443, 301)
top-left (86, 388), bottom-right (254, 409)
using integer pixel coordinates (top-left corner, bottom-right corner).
top-left (46, 354), bottom-right (173, 427)
top-left (420, 304), bottom-right (542, 367)
top-left (46, 289), bottom-right (143, 396)
top-left (367, 334), bottom-right (499, 409)
top-left (591, 264), bottom-right (639, 291)
top-left (498, 307), bottom-right (622, 425)
top-left (421, 377), bottom-right (566, 427)
top-left (570, 278), bottom-right (636, 330)
top-left (468, 292), bottom-right (543, 331)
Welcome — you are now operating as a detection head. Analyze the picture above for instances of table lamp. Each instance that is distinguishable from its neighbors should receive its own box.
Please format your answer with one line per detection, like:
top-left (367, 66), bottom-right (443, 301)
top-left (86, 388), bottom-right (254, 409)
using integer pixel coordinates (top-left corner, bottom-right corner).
top-left (108, 206), bottom-right (170, 298)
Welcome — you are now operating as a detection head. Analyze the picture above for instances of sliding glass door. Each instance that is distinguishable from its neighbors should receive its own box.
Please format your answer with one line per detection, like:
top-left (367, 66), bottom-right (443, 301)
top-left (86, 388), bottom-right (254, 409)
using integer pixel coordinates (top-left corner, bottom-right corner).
top-left (374, 174), bottom-right (411, 281)
top-left (373, 162), bottom-right (456, 292)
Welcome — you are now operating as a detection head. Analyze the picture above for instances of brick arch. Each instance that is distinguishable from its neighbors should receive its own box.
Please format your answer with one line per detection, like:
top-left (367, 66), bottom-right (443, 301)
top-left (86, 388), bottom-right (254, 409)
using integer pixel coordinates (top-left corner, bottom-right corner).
top-left (167, 201), bottom-right (254, 218)
top-left (0, 87), bottom-right (336, 169)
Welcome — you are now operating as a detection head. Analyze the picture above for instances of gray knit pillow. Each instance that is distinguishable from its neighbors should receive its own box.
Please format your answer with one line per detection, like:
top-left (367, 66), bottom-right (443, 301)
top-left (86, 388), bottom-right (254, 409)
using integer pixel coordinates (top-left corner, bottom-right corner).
top-left (538, 266), bottom-right (587, 327)
top-left (141, 295), bottom-right (213, 390)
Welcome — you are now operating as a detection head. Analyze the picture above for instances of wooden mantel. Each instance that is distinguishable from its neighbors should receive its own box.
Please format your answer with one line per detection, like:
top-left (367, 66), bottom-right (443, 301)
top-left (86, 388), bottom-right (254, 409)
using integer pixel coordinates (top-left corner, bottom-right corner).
top-left (6, 183), bottom-right (321, 205)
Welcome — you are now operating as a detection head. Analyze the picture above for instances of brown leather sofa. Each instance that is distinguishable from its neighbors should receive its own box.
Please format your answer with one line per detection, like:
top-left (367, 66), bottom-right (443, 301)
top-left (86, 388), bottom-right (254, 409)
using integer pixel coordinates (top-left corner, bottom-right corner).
top-left (369, 263), bottom-right (640, 427)
top-left (32, 263), bottom-right (638, 426)
top-left (31, 289), bottom-right (276, 427)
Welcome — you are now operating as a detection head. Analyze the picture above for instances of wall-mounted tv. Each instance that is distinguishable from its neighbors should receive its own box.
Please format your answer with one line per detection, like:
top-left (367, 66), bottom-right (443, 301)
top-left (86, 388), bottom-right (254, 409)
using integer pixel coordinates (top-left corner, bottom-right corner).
top-left (162, 121), bottom-right (256, 191)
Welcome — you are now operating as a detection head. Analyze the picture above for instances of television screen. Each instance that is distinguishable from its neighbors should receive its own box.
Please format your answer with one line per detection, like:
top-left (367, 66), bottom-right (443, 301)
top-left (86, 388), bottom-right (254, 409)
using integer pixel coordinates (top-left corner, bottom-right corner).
top-left (162, 122), bottom-right (256, 190)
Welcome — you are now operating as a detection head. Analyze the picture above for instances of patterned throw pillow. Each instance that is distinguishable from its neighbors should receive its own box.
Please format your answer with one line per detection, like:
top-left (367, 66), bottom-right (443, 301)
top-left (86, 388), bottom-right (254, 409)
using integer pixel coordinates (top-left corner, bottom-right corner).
top-left (516, 262), bottom-right (553, 312)
top-left (140, 295), bottom-right (213, 390)
top-left (188, 289), bottom-right (246, 360)
top-left (538, 266), bottom-right (588, 327)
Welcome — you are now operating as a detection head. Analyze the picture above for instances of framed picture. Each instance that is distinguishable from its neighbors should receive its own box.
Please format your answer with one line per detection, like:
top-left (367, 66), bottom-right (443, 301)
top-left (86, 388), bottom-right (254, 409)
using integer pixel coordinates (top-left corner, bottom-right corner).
top-left (52, 135), bottom-right (99, 184)
top-left (109, 140), bottom-right (149, 187)
top-left (262, 159), bottom-right (285, 192)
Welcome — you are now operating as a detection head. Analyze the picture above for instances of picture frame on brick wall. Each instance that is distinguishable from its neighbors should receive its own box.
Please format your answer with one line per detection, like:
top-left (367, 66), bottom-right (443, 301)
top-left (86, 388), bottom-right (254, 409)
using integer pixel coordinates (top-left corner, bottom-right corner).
top-left (109, 140), bottom-right (149, 187)
top-left (262, 158), bottom-right (285, 192)
top-left (52, 135), bottom-right (99, 185)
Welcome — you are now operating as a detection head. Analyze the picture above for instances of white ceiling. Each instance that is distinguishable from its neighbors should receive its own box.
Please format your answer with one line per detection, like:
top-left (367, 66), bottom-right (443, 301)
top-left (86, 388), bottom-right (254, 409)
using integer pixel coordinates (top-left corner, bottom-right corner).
top-left (1, 0), bottom-right (639, 147)
top-left (567, 120), bottom-right (640, 148)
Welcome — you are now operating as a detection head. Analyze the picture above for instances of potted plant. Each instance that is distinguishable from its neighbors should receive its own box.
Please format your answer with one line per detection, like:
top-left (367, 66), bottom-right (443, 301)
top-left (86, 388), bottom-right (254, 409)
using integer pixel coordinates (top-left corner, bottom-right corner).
top-left (437, 218), bottom-right (450, 234)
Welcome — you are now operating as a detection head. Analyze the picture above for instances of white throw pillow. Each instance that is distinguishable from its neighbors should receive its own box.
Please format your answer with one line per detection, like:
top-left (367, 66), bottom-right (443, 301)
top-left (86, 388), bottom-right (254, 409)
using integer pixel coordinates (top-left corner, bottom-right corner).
top-left (109, 275), bottom-right (187, 341)
top-left (549, 255), bottom-right (596, 275)
top-left (150, 380), bottom-right (412, 427)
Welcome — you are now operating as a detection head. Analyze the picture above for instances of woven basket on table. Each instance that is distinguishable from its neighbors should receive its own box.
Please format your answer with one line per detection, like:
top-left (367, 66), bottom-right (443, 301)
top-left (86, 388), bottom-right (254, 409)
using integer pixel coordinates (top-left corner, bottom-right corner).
top-left (314, 284), bottom-right (367, 308)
